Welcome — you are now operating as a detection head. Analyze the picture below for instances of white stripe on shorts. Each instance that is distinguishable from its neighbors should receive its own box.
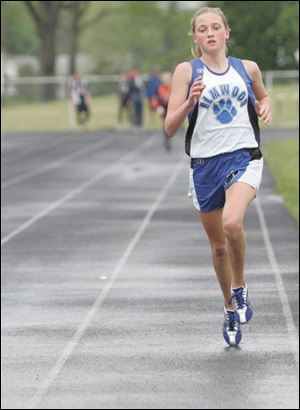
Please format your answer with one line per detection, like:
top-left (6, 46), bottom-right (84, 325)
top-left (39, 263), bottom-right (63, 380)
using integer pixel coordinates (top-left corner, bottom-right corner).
top-left (187, 157), bottom-right (264, 212)
top-left (188, 167), bottom-right (201, 211)
top-left (238, 157), bottom-right (264, 191)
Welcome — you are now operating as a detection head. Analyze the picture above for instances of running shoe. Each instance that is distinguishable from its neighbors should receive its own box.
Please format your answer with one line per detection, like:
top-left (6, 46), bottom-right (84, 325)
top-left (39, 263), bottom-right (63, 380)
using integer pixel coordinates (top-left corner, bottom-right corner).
top-left (231, 286), bottom-right (254, 324)
top-left (223, 308), bottom-right (242, 346)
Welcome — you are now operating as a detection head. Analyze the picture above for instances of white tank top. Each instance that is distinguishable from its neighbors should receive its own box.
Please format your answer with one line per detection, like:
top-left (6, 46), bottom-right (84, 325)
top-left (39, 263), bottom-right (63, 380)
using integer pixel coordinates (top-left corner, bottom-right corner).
top-left (186, 57), bottom-right (260, 158)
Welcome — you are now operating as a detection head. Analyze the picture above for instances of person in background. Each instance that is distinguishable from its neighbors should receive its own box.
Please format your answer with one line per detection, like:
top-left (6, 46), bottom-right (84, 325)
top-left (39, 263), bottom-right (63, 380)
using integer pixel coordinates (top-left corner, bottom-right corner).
top-left (127, 69), bottom-right (144, 128)
top-left (70, 73), bottom-right (91, 130)
top-left (117, 71), bottom-right (131, 126)
top-left (156, 71), bottom-right (172, 150)
top-left (145, 67), bottom-right (162, 125)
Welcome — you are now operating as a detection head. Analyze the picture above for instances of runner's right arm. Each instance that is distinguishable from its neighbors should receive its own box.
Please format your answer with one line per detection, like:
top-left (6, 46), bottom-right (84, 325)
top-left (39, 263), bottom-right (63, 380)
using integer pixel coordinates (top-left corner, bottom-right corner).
top-left (164, 62), bottom-right (205, 137)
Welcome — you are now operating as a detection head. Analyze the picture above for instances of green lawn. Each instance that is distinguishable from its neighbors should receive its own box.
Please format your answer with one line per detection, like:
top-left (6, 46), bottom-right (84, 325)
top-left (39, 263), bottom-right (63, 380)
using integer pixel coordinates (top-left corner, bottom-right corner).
top-left (263, 138), bottom-right (299, 222)
top-left (1, 95), bottom-right (163, 132)
top-left (1, 83), bottom-right (299, 132)
top-left (268, 84), bottom-right (299, 128)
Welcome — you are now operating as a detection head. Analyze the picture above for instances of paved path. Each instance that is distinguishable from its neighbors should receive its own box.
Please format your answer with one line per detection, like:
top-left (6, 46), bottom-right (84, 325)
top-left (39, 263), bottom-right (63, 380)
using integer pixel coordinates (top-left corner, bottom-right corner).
top-left (1, 129), bottom-right (299, 409)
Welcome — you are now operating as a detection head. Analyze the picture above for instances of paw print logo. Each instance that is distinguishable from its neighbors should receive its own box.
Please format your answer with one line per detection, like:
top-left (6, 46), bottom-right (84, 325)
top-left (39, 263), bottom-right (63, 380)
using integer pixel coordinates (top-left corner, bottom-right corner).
top-left (213, 98), bottom-right (238, 124)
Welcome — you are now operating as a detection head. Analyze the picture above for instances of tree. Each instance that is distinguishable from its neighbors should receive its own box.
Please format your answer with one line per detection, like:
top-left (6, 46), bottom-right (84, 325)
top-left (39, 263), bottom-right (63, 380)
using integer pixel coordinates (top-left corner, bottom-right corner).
top-left (206, 1), bottom-right (299, 70)
top-left (23, 1), bottom-right (62, 100)
top-left (80, 1), bottom-right (193, 74)
top-left (5, 1), bottom-right (128, 99)
top-left (158, 1), bottom-right (193, 71)
top-left (66, 1), bottom-right (125, 76)
top-left (1, 1), bottom-right (38, 55)
top-left (275, 1), bottom-right (299, 68)
top-left (67, 1), bottom-right (90, 76)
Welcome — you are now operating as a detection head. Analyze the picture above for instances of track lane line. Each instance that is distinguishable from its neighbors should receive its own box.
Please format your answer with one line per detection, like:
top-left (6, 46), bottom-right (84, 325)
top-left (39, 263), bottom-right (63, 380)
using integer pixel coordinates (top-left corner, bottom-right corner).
top-left (2, 136), bottom-right (115, 189)
top-left (28, 156), bottom-right (186, 409)
top-left (1, 134), bottom-right (79, 165)
top-left (1, 135), bottom-right (156, 247)
top-left (255, 197), bottom-right (299, 372)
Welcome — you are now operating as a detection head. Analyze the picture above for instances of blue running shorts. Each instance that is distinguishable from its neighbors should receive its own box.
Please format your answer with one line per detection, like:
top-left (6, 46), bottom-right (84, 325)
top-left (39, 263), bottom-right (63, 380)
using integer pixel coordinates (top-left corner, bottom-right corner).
top-left (188, 148), bottom-right (263, 212)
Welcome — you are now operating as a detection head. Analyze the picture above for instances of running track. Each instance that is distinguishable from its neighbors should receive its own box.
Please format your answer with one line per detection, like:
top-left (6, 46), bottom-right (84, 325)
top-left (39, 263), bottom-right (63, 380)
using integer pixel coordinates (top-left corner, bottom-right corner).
top-left (1, 128), bottom-right (299, 409)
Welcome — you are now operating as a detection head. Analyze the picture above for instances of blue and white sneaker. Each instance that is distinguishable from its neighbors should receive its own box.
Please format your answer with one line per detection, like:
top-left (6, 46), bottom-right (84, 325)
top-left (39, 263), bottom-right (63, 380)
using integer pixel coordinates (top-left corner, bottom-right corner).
top-left (223, 309), bottom-right (242, 346)
top-left (231, 286), bottom-right (254, 324)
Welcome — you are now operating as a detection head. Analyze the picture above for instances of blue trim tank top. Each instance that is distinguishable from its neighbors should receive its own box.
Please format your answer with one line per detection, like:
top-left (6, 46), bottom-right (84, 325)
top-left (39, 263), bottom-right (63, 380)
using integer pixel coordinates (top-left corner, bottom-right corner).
top-left (185, 56), bottom-right (260, 158)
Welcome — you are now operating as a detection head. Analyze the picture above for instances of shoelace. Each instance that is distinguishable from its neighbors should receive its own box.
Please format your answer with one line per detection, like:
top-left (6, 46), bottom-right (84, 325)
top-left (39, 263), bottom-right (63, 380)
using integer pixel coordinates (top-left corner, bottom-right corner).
top-left (232, 288), bottom-right (246, 310)
top-left (226, 311), bottom-right (236, 331)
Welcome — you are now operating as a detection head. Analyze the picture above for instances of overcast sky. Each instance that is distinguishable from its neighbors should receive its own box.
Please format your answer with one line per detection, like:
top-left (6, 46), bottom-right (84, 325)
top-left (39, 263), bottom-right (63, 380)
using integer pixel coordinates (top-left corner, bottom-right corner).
top-left (158, 1), bottom-right (204, 10)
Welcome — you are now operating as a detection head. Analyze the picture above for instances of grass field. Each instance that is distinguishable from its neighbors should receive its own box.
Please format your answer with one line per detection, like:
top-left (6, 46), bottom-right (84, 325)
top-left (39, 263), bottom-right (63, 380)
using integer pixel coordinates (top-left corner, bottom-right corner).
top-left (1, 83), bottom-right (299, 132)
top-left (263, 138), bottom-right (299, 222)
top-left (1, 95), bottom-right (164, 132)
top-left (269, 85), bottom-right (299, 128)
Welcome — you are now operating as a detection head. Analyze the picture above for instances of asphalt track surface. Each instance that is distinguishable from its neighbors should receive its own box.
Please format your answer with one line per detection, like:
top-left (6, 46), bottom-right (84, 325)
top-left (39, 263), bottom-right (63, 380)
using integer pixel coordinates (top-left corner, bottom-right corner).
top-left (1, 128), bottom-right (299, 409)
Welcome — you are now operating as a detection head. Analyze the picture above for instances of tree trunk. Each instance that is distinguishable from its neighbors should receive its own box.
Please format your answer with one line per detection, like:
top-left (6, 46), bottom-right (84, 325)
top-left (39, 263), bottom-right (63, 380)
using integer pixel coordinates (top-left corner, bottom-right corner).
top-left (39, 2), bottom-right (60, 100)
top-left (39, 25), bottom-right (57, 100)
top-left (68, 2), bottom-right (91, 76)
top-left (24, 1), bottom-right (61, 101)
top-left (69, 2), bottom-right (81, 76)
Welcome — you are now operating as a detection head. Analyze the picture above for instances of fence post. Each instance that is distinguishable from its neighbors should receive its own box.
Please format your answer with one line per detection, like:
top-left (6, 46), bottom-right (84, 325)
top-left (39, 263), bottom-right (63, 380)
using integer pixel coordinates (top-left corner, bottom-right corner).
top-left (264, 71), bottom-right (274, 97)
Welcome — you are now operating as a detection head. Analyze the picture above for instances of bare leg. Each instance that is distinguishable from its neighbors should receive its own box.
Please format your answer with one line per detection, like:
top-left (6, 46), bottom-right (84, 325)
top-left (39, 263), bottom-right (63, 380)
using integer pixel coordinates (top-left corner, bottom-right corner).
top-left (222, 182), bottom-right (256, 288)
top-left (199, 209), bottom-right (234, 310)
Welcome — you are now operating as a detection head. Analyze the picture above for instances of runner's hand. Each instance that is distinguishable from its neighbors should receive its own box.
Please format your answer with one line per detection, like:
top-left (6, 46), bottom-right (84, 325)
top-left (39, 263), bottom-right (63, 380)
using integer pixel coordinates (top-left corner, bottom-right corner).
top-left (188, 77), bottom-right (206, 106)
top-left (255, 99), bottom-right (272, 125)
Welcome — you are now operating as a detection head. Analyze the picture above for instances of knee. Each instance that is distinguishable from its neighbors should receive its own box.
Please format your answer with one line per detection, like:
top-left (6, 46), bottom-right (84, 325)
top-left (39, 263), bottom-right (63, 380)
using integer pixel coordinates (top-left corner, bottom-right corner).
top-left (223, 217), bottom-right (243, 238)
top-left (211, 242), bottom-right (227, 258)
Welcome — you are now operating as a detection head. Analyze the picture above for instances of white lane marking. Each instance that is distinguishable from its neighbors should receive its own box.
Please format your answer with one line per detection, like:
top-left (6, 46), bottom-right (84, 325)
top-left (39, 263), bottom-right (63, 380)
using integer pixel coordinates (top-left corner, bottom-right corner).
top-left (1, 136), bottom-right (155, 247)
top-left (255, 197), bottom-right (299, 372)
top-left (2, 139), bottom-right (60, 164)
top-left (28, 156), bottom-right (186, 409)
top-left (1, 135), bottom-right (77, 165)
top-left (2, 137), bottom-right (113, 189)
